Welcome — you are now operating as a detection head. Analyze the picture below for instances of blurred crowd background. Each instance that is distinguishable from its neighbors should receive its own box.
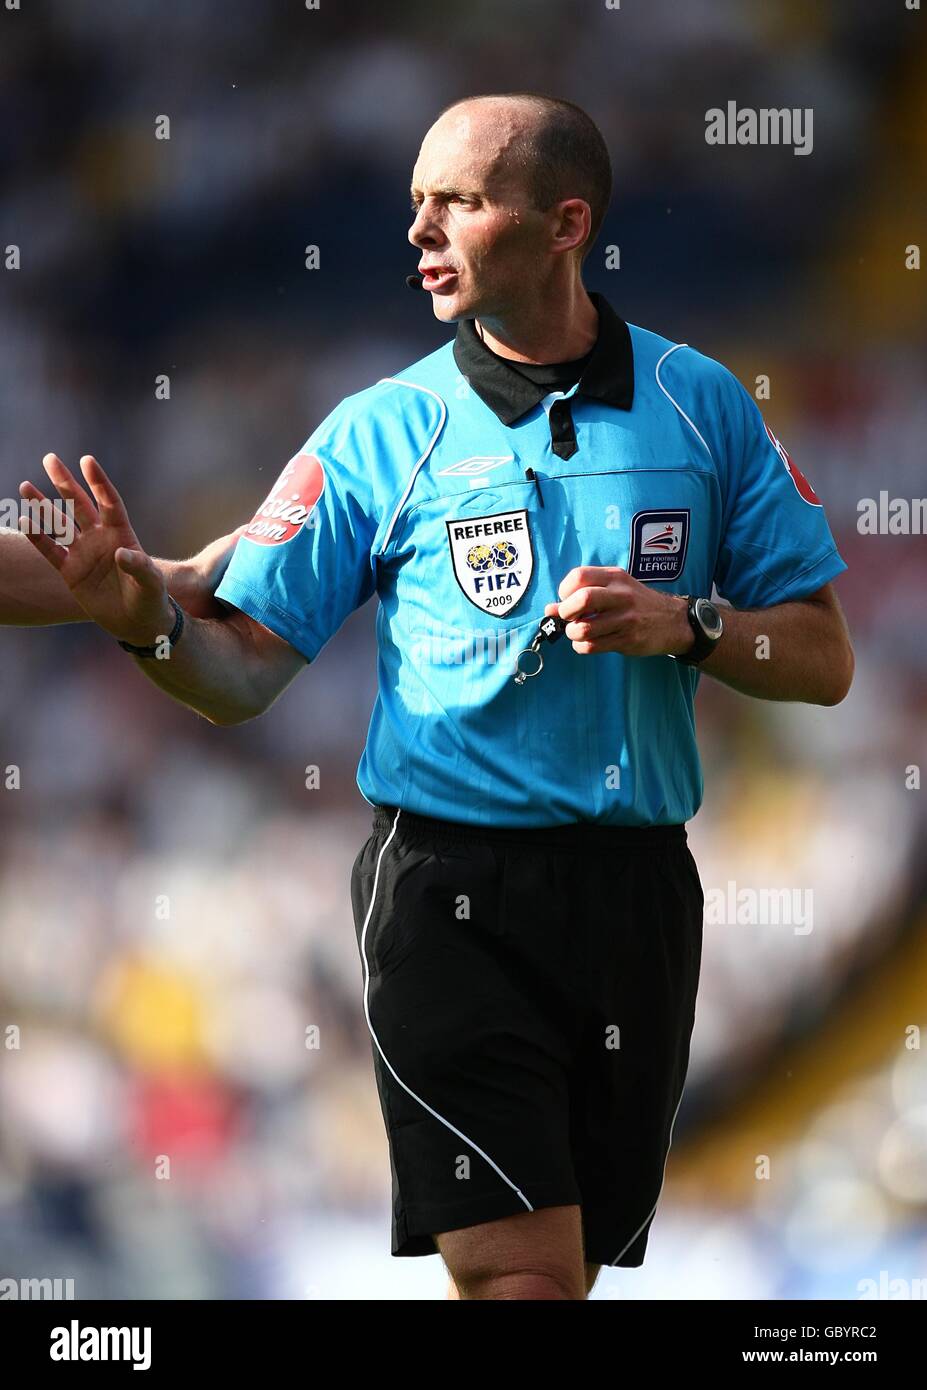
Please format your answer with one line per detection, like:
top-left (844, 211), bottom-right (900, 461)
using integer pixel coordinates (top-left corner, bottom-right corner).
top-left (1, 0), bottom-right (925, 1299)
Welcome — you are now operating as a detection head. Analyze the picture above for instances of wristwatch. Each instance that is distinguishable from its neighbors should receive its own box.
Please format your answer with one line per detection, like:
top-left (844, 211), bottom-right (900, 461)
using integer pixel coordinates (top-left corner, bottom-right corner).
top-left (117, 598), bottom-right (185, 659)
top-left (676, 596), bottom-right (723, 666)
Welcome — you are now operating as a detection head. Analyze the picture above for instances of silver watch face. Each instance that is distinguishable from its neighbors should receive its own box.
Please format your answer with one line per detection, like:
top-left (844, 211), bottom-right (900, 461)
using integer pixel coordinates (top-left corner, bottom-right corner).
top-left (695, 597), bottom-right (723, 640)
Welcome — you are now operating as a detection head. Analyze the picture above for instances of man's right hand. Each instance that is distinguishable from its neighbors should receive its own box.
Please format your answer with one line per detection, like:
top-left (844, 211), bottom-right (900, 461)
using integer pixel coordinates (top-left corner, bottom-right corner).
top-left (20, 454), bottom-right (176, 647)
top-left (16, 454), bottom-right (244, 627)
top-left (14, 455), bottom-right (304, 725)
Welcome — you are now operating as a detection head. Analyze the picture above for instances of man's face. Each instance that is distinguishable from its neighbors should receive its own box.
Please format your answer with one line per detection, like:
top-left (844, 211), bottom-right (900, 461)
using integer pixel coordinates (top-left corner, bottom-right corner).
top-left (408, 103), bottom-right (551, 322)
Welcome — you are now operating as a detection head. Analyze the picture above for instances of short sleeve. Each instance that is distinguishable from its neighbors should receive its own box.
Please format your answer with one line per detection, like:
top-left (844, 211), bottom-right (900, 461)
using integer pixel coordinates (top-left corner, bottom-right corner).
top-left (214, 398), bottom-right (380, 662)
top-left (714, 374), bottom-right (847, 608)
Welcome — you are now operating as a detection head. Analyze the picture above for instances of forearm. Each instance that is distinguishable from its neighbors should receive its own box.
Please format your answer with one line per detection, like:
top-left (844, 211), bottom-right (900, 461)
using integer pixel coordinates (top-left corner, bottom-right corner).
top-left (118, 608), bottom-right (283, 725)
top-left (682, 595), bottom-right (854, 704)
top-left (0, 527), bottom-right (87, 624)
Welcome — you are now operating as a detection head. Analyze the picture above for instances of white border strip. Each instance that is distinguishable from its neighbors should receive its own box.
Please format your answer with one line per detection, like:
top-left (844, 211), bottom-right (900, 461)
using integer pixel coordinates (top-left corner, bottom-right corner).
top-left (609, 1077), bottom-right (688, 1265)
top-left (360, 806), bottom-right (533, 1211)
top-left (376, 377), bottom-right (447, 552)
top-left (654, 344), bottom-right (714, 462)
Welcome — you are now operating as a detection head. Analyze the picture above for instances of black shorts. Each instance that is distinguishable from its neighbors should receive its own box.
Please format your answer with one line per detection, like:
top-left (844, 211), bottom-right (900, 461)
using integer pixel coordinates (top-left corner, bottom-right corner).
top-left (350, 804), bottom-right (703, 1268)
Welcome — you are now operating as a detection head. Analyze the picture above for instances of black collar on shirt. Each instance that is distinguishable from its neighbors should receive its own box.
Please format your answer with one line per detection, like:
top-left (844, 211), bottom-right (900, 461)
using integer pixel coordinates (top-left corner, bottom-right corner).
top-left (452, 290), bottom-right (635, 425)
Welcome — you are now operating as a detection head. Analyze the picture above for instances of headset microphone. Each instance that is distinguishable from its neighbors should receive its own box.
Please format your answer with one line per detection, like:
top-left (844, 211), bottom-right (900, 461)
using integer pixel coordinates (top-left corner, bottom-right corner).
top-left (405, 273), bottom-right (425, 290)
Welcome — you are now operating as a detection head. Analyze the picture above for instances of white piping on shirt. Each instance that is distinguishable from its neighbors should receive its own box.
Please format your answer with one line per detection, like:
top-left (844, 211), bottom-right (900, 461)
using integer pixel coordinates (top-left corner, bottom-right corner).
top-left (376, 377), bottom-right (447, 553)
top-left (654, 344), bottom-right (714, 463)
top-left (359, 806), bottom-right (534, 1213)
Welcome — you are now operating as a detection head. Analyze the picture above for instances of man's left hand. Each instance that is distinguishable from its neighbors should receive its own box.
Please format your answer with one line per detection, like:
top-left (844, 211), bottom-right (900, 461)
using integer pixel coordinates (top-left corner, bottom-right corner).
top-left (545, 566), bottom-right (693, 657)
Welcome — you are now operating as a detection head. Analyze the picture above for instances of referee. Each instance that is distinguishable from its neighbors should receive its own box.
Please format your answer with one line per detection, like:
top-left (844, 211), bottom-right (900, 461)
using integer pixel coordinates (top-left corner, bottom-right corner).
top-left (20, 92), bottom-right (854, 1300)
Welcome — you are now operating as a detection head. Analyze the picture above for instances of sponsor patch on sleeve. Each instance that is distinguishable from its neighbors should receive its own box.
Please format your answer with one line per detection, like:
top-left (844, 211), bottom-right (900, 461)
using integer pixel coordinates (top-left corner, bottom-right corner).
top-left (763, 422), bottom-right (822, 506)
top-left (627, 509), bottom-right (690, 582)
top-left (242, 452), bottom-right (325, 546)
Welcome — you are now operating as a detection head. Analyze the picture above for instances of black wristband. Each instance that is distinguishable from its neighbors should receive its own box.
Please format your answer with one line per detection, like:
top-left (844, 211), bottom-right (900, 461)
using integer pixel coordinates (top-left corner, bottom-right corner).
top-left (117, 598), bottom-right (184, 659)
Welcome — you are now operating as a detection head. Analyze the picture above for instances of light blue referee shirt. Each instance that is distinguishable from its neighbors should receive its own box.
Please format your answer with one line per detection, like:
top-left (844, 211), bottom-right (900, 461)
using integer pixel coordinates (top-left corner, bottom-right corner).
top-left (215, 291), bottom-right (847, 827)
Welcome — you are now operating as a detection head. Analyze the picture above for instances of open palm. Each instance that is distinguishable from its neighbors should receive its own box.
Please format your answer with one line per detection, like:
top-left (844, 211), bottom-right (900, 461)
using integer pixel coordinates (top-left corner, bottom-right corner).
top-left (19, 454), bottom-right (173, 645)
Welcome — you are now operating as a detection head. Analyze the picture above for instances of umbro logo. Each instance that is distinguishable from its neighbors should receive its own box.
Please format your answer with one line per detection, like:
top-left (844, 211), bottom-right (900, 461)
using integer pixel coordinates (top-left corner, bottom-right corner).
top-left (436, 454), bottom-right (513, 478)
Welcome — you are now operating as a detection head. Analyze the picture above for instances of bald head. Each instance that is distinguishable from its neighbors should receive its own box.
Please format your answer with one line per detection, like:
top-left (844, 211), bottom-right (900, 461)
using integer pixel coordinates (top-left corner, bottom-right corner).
top-left (434, 94), bottom-right (613, 263)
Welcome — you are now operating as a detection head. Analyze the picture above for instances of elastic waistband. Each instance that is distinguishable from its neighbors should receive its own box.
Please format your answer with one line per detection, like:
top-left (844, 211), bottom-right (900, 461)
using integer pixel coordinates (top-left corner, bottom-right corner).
top-left (372, 804), bottom-right (687, 850)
